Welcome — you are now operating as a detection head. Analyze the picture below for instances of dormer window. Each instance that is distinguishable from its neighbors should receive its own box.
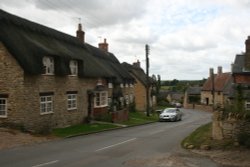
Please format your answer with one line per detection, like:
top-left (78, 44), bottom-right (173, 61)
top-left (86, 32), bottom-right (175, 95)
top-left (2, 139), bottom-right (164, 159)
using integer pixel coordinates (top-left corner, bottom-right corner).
top-left (70, 60), bottom-right (78, 76)
top-left (43, 56), bottom-right (54, 75)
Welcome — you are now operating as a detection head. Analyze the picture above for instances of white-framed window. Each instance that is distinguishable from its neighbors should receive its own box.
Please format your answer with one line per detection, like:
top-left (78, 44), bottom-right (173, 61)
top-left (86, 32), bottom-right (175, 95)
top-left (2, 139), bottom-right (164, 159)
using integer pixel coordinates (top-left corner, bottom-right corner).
top-left (67, 94), bottom-right (77, 110)
top-left (94, 91), bottom-right (108, 108)
top-left (40, 96), bottom-right (53, 115)
top-left (125, 83), bottom-right (129, 88)
top-left (43, 56), bottom-right (54, 75)
top-left (120, 83), bottom-right (124, 88)
top-left (69, 60), bottom-right (78, 76)
top-left (245, 101), bottom-right (250, 110)
top-left (0, 98), bottom-right (7, 118)
top-left (125, 94), bottom-right (129, 105)
top-left (108, 82), bottom-right (113, 89)
top-left (130, 83), bottom-right (134, 88)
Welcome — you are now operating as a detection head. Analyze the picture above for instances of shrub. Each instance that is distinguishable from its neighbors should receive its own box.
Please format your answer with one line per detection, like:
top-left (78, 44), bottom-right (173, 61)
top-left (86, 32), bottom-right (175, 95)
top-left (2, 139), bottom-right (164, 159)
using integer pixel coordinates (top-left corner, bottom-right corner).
top-left (94, 113), bottom-right (112, 122)
top-left (157, 100), bottom-right (169, 107)
top-left (129, 101), bottom-right (136, 112)
top-left (238, 132), bottom-right (250, 148)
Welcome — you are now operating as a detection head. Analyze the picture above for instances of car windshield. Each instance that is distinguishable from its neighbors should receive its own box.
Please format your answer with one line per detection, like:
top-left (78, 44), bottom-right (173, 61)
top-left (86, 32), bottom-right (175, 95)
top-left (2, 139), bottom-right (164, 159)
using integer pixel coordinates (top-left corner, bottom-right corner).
top-left (163, 109), bottom-right (176, 113)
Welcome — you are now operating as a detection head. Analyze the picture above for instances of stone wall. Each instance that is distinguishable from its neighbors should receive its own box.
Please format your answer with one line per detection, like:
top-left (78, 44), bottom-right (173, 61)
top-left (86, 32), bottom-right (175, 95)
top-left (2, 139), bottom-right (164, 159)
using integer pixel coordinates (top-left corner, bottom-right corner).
top-left (212, 111), bottom-right (250, 140)
top-left (0, 43), bottom-right (26, 126)
top-left (111, 109), bottom-right (129, 123)
top-left (0, 43), bottom-right (99, 132)
top-left (23, 74), bottom-right (97, 132)
top-left (133, 77), bottom-right (146, 111)
top-left (184, 104), bottom-right (213, 112)
top-left (201, 90), bottom-right (225, 107)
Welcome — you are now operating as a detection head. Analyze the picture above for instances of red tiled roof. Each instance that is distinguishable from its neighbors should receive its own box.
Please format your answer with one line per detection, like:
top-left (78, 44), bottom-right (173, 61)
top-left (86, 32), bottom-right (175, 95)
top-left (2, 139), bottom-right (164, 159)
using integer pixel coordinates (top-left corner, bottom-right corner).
top-left (202, 72), bottom-right (232, 91)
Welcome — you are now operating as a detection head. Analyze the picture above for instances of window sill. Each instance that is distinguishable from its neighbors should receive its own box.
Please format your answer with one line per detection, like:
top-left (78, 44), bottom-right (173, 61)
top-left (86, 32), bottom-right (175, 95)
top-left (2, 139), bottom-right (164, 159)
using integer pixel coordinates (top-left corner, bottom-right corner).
top-left (94, 105), bottom-right (108, 108)
top-left (0, 115), bottom-right (7, 118)
top-left (42, 74), bottom-right (54, 76)
top-left (68, 108), bottom-right (77, 111)
top-left (40, 112), bottom-right (54, 115)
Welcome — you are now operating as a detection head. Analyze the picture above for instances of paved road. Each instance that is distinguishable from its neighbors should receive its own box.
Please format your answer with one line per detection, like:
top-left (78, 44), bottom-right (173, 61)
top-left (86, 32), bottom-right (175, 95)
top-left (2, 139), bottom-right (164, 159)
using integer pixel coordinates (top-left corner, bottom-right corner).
top-left (0, 109), bottom-right (224, 167)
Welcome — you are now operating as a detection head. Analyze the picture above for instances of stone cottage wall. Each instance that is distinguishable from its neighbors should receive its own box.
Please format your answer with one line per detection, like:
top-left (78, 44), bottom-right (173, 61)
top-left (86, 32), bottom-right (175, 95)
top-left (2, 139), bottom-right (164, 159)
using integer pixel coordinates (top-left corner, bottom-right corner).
top-left (133, 77), bottom-right (146, 112)
top-left (0, 43), bottom-right (26, 127)
top-left (0, 42), bottom-right (101, 132)
top-left (23, 74), bottom-right (97, 132)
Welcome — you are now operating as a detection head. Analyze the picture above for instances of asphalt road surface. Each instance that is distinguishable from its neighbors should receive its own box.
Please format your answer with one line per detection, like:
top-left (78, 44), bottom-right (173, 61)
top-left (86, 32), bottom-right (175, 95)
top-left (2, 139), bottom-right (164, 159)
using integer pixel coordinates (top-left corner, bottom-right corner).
top-left (0, 109), bottom-right (225, 167)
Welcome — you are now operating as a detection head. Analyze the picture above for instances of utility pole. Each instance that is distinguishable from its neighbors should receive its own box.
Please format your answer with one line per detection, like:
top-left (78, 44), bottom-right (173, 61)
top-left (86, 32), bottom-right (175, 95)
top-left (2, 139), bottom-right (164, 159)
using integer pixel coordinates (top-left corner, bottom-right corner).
top-left (145, 44), bottom-right (150, 116)
top-left (211, 68), bottom-right (215, 112)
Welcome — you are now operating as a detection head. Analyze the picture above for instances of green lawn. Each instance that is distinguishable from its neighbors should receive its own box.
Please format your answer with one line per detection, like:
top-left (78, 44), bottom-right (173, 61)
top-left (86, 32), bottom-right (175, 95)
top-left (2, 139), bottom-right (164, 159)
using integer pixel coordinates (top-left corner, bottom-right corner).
top-left (52, 111), bottom-right (159, 138)
top-left (122, 111), bottom-right (159, 126)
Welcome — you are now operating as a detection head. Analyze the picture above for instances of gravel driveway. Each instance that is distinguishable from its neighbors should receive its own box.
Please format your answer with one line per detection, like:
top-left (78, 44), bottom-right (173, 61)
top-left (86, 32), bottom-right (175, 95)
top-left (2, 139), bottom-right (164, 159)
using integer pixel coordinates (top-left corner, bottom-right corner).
top-left (0, 128), bottom-right (56, 150)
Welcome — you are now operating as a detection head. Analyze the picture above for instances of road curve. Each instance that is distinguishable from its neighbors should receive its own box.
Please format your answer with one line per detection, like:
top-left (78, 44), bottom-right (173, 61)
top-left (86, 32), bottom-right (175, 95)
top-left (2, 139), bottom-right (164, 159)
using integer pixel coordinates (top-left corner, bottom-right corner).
top-left (0, 109), bottom-right (224, 167)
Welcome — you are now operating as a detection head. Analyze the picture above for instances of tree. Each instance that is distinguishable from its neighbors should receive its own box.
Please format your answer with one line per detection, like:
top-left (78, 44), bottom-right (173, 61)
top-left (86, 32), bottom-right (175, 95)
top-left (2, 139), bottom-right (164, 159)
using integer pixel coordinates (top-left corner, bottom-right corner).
top-left (156, 75), bottom-right (161, 94)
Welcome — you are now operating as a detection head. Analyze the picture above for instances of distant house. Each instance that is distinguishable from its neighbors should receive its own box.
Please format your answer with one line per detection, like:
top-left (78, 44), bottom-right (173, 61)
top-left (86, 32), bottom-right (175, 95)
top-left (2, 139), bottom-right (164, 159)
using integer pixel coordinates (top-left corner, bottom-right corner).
top-left (166, 91), bottom-right (184, 104)
top-left (183, 86), bottom-right (202, 108)
top-left (0, 10), bottom-right (134, 132)
top-left (201, 66), bottom-right (232, 109)
top-left (231, 36), bottom-right (250, 110)
top-left (122, 61), bottom-right (156, 112)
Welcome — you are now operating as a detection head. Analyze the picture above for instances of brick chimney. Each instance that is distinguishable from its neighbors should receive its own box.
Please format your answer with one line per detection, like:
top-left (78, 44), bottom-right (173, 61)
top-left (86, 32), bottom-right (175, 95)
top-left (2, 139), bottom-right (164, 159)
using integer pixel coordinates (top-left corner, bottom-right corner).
top-left (76, 23), bottom-right (85, 43)
top-left (245, 36), bottom-right (250, 70)
top-left (209, 68), bottom-right (214, 77)
top-left (217, 66), bottom-right (222, 75)
top-left (98, 38), bottom-right (109, 52)
top-left (133, 60), bottom-right (141, 68)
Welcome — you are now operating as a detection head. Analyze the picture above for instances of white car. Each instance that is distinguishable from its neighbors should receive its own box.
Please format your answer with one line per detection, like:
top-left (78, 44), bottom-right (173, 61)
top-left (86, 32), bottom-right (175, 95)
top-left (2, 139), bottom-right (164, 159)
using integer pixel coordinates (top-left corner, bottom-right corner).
top-left (159, 108), bottom-right (182, 122)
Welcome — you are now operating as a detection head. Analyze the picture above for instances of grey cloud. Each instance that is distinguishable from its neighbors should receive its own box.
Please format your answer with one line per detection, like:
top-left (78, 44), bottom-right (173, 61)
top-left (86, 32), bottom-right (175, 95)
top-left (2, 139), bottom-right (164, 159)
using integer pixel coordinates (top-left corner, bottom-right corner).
top-left (32, 0), bottom-right (147, 28)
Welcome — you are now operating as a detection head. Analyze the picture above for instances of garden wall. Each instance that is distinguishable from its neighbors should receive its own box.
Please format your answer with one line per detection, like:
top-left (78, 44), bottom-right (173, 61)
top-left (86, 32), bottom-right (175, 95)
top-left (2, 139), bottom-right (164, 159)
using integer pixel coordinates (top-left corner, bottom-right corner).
top-left (212, 111), bottom-right (250, 140)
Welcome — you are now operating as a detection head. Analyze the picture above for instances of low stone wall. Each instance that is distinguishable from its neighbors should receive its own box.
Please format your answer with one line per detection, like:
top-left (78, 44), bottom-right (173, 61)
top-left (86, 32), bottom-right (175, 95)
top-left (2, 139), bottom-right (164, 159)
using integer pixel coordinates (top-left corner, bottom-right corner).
top-left (111, 109), bottom-right (128, 123)
top-left (212, 111), bottom-right (250, 140)
top-left (184, 103), bottom-right (213, 112)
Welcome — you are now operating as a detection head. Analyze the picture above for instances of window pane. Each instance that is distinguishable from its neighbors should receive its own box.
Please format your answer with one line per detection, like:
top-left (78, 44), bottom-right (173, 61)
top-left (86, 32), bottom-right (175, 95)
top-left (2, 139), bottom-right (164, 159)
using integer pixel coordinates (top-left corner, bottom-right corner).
top-left (67, 94), bottom-right (77, 109)
top-left (0, 98), bottom-right (6, 116)
top-left (40, 96), bottom-right (53, 114)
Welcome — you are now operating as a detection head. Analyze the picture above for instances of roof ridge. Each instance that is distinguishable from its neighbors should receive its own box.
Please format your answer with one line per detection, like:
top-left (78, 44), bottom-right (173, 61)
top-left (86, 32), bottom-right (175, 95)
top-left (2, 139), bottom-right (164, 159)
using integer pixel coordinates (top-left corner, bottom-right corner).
top-left (0, 9), bottom-right (83, 47)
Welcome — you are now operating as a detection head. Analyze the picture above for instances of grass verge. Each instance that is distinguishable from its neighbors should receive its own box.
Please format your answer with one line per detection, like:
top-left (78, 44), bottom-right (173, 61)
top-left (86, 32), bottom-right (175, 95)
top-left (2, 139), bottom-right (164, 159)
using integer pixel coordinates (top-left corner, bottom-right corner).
top-left (52, 111), bottom-right (159, 138)
top-left (122, 112), bottom-right (159, 126)
top-left (182, 122), bottom-right (235, 150)
top-left (52, 123), bottom-right (119, 138)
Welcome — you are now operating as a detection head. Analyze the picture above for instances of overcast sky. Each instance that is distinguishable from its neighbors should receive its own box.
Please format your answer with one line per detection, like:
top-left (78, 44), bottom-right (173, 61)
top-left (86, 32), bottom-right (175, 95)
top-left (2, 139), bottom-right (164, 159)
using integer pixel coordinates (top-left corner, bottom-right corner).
top-left (1, 0), bottom-right (250, 80)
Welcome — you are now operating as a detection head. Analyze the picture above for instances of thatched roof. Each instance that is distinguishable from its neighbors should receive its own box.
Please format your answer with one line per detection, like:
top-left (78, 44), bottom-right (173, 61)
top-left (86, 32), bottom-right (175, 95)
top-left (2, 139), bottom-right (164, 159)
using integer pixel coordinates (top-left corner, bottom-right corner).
top-left (0, 9), bottom-right (133, 83)
top-left (121, 62), bottom-right (150, 87)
